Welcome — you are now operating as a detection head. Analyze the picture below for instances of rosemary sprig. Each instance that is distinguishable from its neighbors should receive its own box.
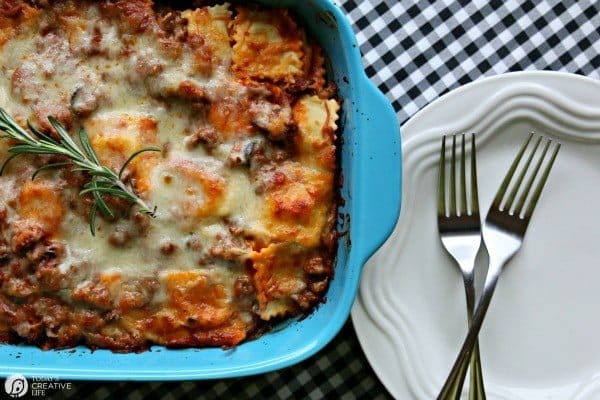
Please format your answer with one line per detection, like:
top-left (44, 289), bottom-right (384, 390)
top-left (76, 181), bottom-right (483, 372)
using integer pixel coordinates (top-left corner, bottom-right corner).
top-left (0, 108), bottom-right (160, 235)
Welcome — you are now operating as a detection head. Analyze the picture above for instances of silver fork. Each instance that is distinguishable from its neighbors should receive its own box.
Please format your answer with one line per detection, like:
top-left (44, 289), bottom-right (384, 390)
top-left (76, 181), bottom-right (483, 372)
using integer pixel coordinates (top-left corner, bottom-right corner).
top-left (437, 133), bottom-right (486, 400)
top-left (438, 133), bottom-right (561, 400)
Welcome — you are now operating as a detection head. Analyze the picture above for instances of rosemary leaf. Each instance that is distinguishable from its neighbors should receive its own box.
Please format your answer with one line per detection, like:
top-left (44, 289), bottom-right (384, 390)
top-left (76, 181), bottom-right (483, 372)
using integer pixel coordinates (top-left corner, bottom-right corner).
top-left (78, 128), bottom-right (100, 164)
top-left (118, 147), bottom-right (161, 179)
top-left (90, 181), bottom-right (115, 218)
top-left (27, 120), bottom-right (52, 141)
top-left (0, 153), bottom-right (20, 175)
top-left (31, 162), bottom-right (72, 180)
top-left (89, 204), bottom-right (98, 236)
top-left (79, 186), bottom-right (138, 201)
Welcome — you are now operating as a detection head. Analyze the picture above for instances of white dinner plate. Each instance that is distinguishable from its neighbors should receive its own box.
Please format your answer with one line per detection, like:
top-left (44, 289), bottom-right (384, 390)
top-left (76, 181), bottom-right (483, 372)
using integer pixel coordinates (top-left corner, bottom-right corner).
top-left (351, 71), bottom-right (600, 400)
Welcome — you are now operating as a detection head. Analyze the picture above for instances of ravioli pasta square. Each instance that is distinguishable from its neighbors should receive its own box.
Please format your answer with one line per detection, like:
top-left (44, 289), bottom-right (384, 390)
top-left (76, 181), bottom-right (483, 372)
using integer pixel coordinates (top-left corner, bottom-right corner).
top-left (231, 7), bottom-right (304, 81)
top-left (182, 3), bottom-right (233, 66)
top-left (0, 0), bottom-right (339, 351)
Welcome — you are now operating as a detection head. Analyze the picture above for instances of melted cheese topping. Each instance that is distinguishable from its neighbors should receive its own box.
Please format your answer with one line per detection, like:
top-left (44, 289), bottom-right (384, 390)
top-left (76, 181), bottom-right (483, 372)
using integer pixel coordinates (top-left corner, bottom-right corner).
top-left (0, 0), bottom-right (339, 350)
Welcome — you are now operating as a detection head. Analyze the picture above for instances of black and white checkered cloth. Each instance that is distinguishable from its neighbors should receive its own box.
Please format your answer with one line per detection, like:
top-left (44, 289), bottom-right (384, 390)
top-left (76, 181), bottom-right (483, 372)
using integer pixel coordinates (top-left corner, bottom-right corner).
top-left (46, 1), bottom-right (600, 399)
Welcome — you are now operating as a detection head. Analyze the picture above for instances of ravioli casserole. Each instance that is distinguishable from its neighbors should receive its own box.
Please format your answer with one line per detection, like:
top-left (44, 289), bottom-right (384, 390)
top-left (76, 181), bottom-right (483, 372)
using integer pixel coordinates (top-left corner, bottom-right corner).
top-left (0, 0), bottom-right (339, 350)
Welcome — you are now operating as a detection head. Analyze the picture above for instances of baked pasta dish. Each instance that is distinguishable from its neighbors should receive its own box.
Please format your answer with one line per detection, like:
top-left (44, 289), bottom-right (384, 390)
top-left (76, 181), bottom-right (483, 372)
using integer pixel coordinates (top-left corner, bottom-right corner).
top-left (0, 0), bottom-right (339, 350)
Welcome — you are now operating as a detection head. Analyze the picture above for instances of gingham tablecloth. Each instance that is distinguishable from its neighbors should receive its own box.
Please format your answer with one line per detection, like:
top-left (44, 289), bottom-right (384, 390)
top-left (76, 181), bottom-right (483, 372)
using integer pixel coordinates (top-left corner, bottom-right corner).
top-left (47, 1), bottom-right (600, 399)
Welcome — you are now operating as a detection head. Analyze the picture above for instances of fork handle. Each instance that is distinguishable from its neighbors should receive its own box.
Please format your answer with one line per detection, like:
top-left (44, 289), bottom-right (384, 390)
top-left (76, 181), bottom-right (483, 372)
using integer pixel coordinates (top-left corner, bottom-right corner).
top-left (469, 342), bottom-right (486, 400)
top-left (463, 279), bottom-right (486, 400)
top-left (438, 261), bottom-right (504, 400)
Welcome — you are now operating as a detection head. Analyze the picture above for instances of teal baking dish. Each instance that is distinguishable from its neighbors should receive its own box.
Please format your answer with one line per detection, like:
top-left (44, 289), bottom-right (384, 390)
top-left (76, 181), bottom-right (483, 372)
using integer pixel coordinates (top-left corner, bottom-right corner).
top-left (0, 0), bottom-right (401, 380)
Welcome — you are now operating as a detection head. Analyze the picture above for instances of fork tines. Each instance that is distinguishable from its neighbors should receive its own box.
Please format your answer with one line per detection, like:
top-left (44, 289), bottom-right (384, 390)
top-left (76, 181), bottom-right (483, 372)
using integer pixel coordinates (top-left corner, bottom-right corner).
top-left (489, 133), bottom-right (561, 228)
top-left (438, 133), bottom-right (479, 220)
